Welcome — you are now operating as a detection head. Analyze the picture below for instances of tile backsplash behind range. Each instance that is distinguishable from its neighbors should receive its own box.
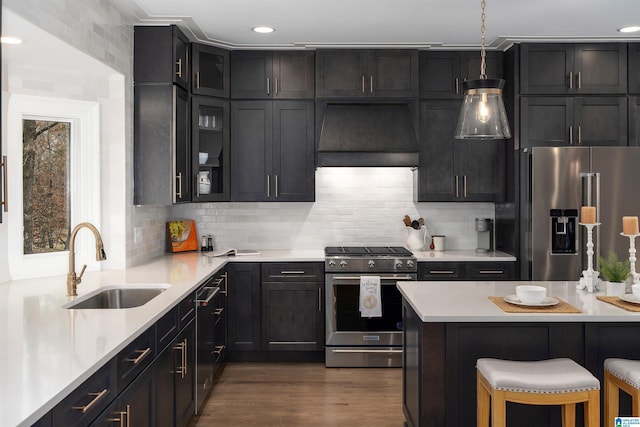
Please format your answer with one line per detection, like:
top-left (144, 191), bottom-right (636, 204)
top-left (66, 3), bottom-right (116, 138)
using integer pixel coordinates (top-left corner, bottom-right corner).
top-left (172, 168), bottom-right (493, 251)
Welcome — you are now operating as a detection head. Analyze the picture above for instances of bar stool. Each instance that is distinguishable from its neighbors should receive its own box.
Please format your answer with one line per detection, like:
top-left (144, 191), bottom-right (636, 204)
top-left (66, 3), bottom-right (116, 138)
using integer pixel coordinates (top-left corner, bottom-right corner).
top-left (604, 358), bottom-right (640, 422)
top-left (477, 358), bottom-right (600, 427)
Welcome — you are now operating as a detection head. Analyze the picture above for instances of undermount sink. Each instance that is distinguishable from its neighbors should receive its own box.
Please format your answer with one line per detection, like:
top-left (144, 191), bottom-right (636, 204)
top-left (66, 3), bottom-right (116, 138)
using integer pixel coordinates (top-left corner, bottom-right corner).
top-left (64, 284), bottom-right (170, 309)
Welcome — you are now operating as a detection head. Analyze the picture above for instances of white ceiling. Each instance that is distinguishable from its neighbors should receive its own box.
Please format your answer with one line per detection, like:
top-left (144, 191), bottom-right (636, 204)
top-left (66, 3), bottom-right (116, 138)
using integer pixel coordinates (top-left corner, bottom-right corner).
top-left (119, 0), bottom-right (640, 49)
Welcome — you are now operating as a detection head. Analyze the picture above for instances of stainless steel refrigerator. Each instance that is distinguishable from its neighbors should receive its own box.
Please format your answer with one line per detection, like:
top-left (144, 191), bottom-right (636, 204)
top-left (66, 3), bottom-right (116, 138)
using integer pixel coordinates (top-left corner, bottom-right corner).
top-left (519, 146), bottom-right (640, 281)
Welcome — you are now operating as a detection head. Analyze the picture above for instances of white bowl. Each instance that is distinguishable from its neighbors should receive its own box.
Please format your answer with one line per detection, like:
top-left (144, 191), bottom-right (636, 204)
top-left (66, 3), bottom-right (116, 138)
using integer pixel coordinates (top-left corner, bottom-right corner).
top-left (632, 284), bottom-right (640, 298)
top-left (198, 152), bottom-right (208, 165)
top-left (516, 285), bottom-right (547, 304)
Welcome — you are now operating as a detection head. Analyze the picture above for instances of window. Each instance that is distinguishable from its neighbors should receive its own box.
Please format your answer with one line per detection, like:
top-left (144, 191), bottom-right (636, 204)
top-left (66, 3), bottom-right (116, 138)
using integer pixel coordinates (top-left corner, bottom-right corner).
top-left (8, 95), bottom-right (100, 280)
top-left (22, 120), bottom-right (71, 254)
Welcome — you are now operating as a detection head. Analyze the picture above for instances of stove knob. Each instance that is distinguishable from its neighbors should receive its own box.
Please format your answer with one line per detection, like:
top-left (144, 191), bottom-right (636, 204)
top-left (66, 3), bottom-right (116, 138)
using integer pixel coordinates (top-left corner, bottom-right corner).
top-left (395, 260), bottom-right (404, 269)
top-left (328, 260), bottom-right (336, 268)
top-left (407, 260), bottom-right (415, 268)
top-left (340, 260), bottom-right (348, 268)
top-left (368, 260), bottom-right (375, 268)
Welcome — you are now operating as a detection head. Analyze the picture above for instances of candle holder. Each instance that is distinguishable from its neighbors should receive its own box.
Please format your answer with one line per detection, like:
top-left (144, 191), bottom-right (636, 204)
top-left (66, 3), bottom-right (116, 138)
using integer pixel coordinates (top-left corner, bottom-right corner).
top-left (621, 232), bottom-right (640, 285)
top-left (579, 222), bottom-right (601, 293)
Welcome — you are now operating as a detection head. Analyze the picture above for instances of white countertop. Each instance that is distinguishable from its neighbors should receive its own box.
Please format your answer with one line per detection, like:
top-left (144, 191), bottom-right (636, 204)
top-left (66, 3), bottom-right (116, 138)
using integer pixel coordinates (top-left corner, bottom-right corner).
top-left (412, 249), bottom-right (515, 262)
top-left (398, 280), bottom-right (640, 322)
top-left (0, 248), bottom-right (513, 426)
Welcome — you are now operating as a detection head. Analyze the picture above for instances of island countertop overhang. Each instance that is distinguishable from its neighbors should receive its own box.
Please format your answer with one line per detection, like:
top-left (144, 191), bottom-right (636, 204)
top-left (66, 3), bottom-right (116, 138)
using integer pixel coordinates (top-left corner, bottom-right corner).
top-left (397, 280), bottom-right (640, 322)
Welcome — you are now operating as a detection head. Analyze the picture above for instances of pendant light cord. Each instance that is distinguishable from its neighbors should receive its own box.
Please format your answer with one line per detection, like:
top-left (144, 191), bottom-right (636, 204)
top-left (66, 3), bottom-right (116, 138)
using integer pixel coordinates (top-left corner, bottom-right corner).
top-left (480, 0), bottom-right (487, 79)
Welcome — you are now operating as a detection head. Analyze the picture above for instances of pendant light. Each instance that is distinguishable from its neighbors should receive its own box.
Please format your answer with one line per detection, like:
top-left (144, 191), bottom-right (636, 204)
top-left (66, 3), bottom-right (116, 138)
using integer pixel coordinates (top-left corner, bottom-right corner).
top-left (455, 0), bottom-right (511, 140)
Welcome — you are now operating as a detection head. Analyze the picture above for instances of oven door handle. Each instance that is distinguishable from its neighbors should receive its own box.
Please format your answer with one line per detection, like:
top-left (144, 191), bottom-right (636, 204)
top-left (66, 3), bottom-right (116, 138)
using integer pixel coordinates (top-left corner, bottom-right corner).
top-left (195, 286), bottom-right (219, 307)
top-left (330, 276), bottom-right (415, 281)
top-left (331, 349), bottom-right (403, 354)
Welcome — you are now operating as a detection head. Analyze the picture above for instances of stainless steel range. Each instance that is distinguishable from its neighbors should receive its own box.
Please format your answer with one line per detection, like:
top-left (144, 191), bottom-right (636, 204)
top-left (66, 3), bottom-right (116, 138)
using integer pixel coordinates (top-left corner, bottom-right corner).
top-left (324, 246), bottom-right (417, 367)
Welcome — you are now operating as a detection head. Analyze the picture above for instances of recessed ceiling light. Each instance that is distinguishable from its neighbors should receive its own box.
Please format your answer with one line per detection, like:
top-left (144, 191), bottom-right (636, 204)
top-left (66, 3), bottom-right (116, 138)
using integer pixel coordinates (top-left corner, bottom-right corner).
top-left (618, 26), bottom-right (640, 33)
top-left (1, 36), bottom-right (24, 44)
top-left (252, 26), bottom-right (275, 34)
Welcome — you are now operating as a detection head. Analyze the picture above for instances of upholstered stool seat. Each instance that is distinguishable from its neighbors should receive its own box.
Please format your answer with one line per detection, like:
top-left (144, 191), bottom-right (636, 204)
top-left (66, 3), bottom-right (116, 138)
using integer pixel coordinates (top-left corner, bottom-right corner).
top-left (604, 358), bottom-right (640, 422)
top-left (476, 358), bottom-right (600, 427)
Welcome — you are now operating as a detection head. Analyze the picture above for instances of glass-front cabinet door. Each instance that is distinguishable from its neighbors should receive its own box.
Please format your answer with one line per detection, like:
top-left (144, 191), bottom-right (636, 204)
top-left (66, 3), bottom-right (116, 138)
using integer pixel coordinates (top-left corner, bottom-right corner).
top-left (192, 96), bottom-right (230, 201)
top-left (191, 44), bottom-right (229, 98)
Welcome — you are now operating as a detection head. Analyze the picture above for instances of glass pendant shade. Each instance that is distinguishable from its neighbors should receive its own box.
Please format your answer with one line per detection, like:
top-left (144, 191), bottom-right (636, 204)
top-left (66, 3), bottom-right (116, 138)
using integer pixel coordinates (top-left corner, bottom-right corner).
top-left (455, 78), bottom-right (511, 140)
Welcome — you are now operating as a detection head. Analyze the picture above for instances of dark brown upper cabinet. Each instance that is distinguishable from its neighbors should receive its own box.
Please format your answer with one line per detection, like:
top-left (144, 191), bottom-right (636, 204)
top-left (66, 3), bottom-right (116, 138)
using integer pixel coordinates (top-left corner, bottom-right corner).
top-left (419, 51), bottom-right (503, 99)
top-left (520, 43), bottom-right (627, 95)
top-left (134, 25), bottom-right (189, 90)
top-left (416, 100), bottom-right (504, 202)
top-left (231, 51), bottom-right (315, 99)
top-left (192, 43), bottom-right (230, 98)
top-left (315, 49), bottom-right (418, 98)
top-left (629, 43), bottom-right (640, 94)
top-left (520, 96), bottom-right (628, 147)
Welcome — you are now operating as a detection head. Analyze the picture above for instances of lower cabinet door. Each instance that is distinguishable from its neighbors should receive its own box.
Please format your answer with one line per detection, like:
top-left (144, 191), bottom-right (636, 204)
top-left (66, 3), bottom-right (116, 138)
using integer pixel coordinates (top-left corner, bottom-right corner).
top-left (261, 281), bottom-right (324, 351)
top-left (91, 364), bottom-right (155, 426)
top-left (174, 320), bottom-right (196, 427)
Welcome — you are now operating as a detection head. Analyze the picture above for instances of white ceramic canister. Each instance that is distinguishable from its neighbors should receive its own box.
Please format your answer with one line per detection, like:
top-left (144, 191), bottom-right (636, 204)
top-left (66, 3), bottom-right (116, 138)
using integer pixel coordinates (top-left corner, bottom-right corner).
top-left (198, 171), bottom-right (211, 194)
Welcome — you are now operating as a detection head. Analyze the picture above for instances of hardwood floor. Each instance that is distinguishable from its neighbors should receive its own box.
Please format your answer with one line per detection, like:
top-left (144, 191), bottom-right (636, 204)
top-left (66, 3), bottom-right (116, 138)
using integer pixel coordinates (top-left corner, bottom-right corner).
top-left (191, 363), bottom-right (405, 426)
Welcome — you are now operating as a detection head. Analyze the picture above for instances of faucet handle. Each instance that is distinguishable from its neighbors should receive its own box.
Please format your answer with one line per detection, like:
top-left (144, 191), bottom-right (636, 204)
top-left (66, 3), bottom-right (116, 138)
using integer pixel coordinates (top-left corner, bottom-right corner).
top-left (77, 265), bottom-right (88, 284)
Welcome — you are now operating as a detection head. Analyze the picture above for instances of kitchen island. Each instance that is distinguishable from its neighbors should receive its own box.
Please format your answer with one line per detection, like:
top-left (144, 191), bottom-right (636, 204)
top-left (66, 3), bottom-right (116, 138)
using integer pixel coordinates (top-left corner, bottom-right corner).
top-left (398, 280), bottom-right (640, 427)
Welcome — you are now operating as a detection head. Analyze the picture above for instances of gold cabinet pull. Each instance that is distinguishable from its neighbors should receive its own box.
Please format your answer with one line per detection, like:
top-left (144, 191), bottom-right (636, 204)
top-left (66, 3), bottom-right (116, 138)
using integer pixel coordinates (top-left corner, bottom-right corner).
top-left (1, 156), bottom-right (7, 212)
top-left (175, 172), bottom-right (183, 199)
top-left (275, 77), bottom-right (279, 95)
top-left (267, 174), bottom-right (271, 198)
top-left (463, 175), bottom-right (468, 198)
top-left (214, 307), bottom-right (224, 316)
top-left (478, 270), bottom-right (504, 274)
top-left (106, 404), bottom-right (130, 427)
top-left (569, 71), bottom-right (573, 89)
top-left (196, 71), bottom-right (200, 89)
top-left (124, 347), bottom-right (151, 364)
top-left (214, 345), bottom-right (225, 355)
top-left (172, 339), bottom-right (188, 378)
top-left (370, 75), bottom-right (373, 93)
top-left (577, 71), bottom-right (581, 89)
top-left (569, 126), bottom-right (574, 145)
top-left (266, 77), bottom-right (271, 95)
top-left (72, 388), bottom-right (108, 413)
top-left (455, 78), bottom-right (460, 95)
top-left (318, 287), bottom-right (322, 311)
top-left (429, 270), bottom-right (455, 274)
top-left (578, 126), bottom-right (582, 144)
top-left (176, 58), bottom-right (183, 78)
top-left (455, 175), bottom-right (460, 198)
top-left (361, 75), bottom-right (365, 93)
top-left (275, 175), bottom-right (279, 198)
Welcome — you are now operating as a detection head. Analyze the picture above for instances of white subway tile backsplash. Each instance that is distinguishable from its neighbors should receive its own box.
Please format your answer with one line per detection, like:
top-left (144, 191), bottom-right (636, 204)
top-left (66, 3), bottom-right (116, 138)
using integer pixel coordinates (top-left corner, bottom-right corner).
top-left (173, 168), bottom-right (494, 251)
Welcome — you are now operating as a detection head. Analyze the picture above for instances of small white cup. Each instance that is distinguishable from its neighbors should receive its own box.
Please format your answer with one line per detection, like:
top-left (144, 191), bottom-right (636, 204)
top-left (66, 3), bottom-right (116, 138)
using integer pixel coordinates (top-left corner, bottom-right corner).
top-left (632, 284), bottom-right (640, 298)
top-left (432, 235), bottom-right (445, 251)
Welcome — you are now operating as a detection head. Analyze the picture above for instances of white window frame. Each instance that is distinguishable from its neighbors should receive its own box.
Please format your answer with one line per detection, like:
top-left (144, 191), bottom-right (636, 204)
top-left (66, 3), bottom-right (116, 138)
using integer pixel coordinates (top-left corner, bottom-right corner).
top-left (7, 95), bottom-right (101, 280)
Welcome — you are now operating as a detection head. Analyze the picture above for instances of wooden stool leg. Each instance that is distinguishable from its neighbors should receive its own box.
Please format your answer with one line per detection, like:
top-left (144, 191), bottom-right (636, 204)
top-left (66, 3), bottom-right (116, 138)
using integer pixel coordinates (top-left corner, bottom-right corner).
top-left (491, 389), bottom-right (507, 427)
top-left (477, 372), bottom-right (490, 427)
top-left (561, 403), bottom-right (576, 427)
top-left (605, 371), bottom-right (619, 424)
top-left (585, 390), bottom-right (600, 427)
top-left (633, 388), bottom-right (640, 416)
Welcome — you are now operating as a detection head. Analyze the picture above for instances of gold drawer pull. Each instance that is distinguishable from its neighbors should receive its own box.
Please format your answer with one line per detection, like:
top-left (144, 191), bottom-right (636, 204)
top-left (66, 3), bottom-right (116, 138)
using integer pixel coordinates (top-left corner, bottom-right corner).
top-left (124, 347), bottom-right (151, 364)
top-left (72, 388), bottom-right (108, 413)
top-left (214, 308), bottom-right (224, 315)
top-left (214, 345), bottom-right (225, 355)
top-left (429, 270), bottom-right (455, 274)
top-left (478, 270), bottom-right (504, 274)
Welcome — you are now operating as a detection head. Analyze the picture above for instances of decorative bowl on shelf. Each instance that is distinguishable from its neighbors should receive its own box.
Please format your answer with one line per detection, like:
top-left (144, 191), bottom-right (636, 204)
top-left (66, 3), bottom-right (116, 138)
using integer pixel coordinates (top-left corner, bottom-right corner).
top-left (199, 152), bottom-right (208, 165)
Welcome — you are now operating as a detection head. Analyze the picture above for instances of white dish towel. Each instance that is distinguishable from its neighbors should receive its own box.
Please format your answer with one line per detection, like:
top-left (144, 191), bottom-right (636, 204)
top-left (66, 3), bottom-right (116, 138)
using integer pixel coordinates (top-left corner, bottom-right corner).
top-left (359, 275), bottom-right (382, 318)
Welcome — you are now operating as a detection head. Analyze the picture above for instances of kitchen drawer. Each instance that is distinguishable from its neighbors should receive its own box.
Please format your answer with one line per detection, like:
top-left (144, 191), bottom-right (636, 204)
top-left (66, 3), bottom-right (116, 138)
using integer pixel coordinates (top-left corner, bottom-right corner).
top-left (417, 262), bottom-right (465, 280)
top-left (156, 306), bottom-right (179, 351)
top-left (52, 361), bottom-right (117, 427)
top-left (261, 262), bottom-right (324, 282)
top-left (179, 292), bottom-right (196, 329)
top-left (466, 262), bottom-right (515, 281)
top-left (116, 327), bottom-right (155, 393)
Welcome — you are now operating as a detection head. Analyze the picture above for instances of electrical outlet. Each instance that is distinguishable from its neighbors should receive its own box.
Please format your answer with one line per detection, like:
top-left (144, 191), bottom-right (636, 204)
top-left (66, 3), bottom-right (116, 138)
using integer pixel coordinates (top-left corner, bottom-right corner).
top-left (134, 227), bottom-right (142, 243)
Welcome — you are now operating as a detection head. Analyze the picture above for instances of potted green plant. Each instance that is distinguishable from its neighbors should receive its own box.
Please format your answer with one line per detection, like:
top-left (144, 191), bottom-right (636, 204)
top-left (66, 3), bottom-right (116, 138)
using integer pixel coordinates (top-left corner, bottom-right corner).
top-left (598, 251), bottom-right (631, 295)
